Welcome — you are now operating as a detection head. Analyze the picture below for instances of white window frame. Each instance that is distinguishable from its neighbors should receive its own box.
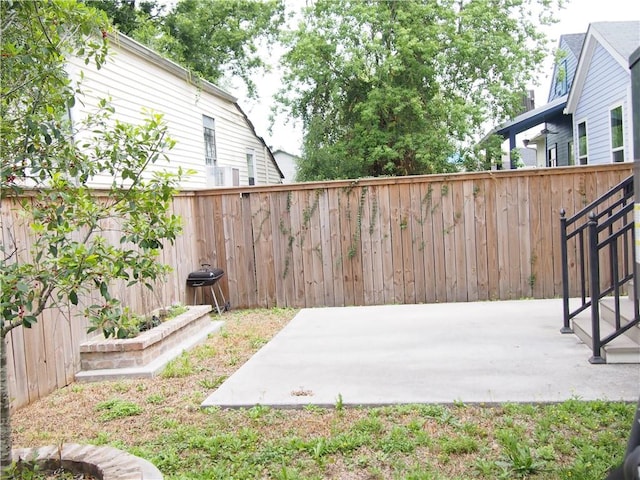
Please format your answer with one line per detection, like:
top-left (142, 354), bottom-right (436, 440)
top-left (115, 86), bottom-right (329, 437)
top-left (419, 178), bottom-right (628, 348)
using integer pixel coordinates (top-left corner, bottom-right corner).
top-left (576, 118), bottom-right (588, 165)
top-left (609, 103), bottom-right (624, 163)
top-left (547, 143), bottom-right (557, 168)
top-left (246, 148), bottom-right (256, 185)
top-left (203, 115), bottom-right (217, 167)
top-left (568, 140), bottom-right (574, 166)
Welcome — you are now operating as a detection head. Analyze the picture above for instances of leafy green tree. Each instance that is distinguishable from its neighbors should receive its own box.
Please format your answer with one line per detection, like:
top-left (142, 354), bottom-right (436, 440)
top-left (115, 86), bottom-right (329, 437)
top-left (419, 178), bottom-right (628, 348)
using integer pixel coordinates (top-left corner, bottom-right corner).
top-left (89, 0), bottom-right (166, 36)
top-left (1, 0), bottom-right (186, 471)
top-left (278, 0), bottom-right (559, 180)
top-left (94, 0), bottom-right (286, 98)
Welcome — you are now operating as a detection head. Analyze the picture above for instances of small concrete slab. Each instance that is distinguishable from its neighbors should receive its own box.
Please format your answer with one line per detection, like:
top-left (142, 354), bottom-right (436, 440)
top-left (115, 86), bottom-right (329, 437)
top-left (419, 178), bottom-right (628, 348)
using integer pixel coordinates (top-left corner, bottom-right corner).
top-left (202, 300), bottom-right (640, 408)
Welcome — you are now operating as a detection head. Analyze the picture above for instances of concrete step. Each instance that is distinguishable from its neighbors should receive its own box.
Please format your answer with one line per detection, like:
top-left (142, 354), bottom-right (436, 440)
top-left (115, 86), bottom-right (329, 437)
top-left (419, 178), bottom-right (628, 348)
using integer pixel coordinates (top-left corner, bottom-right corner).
top-left (572, 316), bottom-right (640, 364)
top-left (599, 297), bottom-right (640, 343)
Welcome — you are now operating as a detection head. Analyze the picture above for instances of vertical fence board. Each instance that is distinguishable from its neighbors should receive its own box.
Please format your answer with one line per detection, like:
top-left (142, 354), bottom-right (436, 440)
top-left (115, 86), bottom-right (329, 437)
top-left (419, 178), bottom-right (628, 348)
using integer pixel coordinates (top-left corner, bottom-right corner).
top-left (550, 174), bottom-right (565, 295)
top-left (377, 185), bottom-right (395, 304)
top-left (318, 190), bottom-right (335, 307)
top-left (400, 184), bottom-right (415, 304)
top-left (420, 183), bottom-right (437, 303)
top-left (242, 194), bottom-right (258, 308)
top-left (410, 183), bottom-right (427, 303)
top-left (506, 177), bottom-right (522, 298)
top-left (474, 179), bottom-right (489, 300)
top-left (289, 191), bottom-right (306, 307)
top-left (518, 176), bottom-right (532, 298)
top-left (299, 191), bottom-right (315, 307)
top-left (452, 181), bottom-right (468, 302)
top-left (539, 175), bottom-right (555, 297)
top-left (389, 185), bottom-right (405, 304)
top-left (5, 332), bottom-right (23, 411)
top-left (368, 186), bottom-right (385, 305)
top-left (338, 189), bottom-right (355, 305)
top-left (463, 181), bottom-right (479, 301)
top-left (269, 192), bottom-right (286, 306)
top-left (495, 177), bottom-right (510, 299)
top-left (252, 193), bottom-right (275, 307)
top-left (309, 191), bottom-right (324, 306)
top-left (361, 187), bottom-right (375, 306)
top-left (328, 188), bottom-right (345, 306)
top-left (222, 194), bottom-right (240, 308)
top-left (430, 182), bottom-right (447, 303)
top-left (440, 182), bottom-right (457, 302)
top-left (351, 187), bottom-right (366, 306)
top-left (278, 191), bottom-right (296, 307)
top-left (484, 177), bottom-right (500, 300)
top-left (528, 175), bottom-right (544, 298)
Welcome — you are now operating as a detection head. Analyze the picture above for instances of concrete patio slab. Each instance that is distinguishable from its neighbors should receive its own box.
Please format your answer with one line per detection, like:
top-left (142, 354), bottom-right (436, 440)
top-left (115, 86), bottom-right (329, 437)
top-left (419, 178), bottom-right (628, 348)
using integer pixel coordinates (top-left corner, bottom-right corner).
top-left (202, 299), bottom-right (640, 408)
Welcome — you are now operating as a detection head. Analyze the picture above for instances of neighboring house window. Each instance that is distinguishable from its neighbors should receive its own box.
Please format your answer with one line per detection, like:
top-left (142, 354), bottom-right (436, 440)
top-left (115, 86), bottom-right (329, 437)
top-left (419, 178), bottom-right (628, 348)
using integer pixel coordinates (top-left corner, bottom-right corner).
top-left (578, 121), bottom-right (588, 165)
top-left (568, 141), bottom-right (574, 166)
top-left (246, 149), bottom-right (256, 185)
top-left (554, 59), bottom-right (568, 97)
top-left (548, 144), bottom-right (557, 168)
top-left (610, 105), bottom-right (624, 162)
top-left (203, 115), bottom-right (217, 167)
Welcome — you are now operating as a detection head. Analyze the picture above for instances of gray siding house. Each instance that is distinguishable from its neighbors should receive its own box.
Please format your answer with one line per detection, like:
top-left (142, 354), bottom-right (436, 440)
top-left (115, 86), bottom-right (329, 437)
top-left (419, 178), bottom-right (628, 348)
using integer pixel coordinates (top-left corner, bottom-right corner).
top-left (485, 33), bottom-right (585, 168)
top-left (544, 33), bottom-right (585, 167)
top-left (486, 22), bottom-right (640, 170)
top-left (565, 21), bottom-right (640, 165)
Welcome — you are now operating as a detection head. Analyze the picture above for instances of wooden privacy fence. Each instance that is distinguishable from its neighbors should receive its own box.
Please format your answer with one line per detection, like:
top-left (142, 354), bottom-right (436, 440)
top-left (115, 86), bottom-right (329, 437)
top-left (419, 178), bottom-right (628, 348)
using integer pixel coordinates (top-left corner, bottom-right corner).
top-left (1, 163), bottom-right (632, 410)
top-left (191, 163), bottom-right (632, 309)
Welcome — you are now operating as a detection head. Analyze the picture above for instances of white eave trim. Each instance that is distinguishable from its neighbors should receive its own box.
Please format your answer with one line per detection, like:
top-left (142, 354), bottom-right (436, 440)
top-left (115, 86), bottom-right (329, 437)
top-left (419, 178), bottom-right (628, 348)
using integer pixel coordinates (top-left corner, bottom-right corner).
top-left (565, 26), bottom-right (631, 115)
top-left (108, 31), bottom-right (238, 104)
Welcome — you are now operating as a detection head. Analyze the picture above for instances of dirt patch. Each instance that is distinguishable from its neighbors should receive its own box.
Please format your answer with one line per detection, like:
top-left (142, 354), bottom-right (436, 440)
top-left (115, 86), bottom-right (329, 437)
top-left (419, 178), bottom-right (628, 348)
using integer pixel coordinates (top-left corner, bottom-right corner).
top-left (11, 308), bottom-right (296, 447)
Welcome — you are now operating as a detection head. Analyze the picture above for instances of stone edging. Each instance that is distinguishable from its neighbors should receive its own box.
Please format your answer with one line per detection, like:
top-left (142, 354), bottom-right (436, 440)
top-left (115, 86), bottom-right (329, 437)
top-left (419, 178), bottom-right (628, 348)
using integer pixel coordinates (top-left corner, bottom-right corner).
top-left (12, 443), bottom-right (163, 479)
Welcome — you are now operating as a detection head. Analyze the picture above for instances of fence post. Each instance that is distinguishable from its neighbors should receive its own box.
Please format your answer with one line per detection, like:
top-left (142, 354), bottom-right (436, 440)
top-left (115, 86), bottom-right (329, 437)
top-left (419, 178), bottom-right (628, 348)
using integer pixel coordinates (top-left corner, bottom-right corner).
top-left (588, 212), bottom-right (605, 364)
top-left (560, 209), bottom-right (573, 333)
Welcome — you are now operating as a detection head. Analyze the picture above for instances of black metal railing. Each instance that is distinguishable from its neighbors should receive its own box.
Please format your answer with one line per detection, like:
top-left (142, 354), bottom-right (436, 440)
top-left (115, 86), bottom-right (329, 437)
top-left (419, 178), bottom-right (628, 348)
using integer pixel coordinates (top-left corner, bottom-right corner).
top-left (560, 175), bottom-right (640, 362)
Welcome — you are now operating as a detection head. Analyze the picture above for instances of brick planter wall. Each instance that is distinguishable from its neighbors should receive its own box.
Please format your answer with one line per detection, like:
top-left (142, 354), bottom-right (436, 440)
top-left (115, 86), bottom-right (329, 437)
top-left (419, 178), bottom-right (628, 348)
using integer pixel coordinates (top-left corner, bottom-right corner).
top-left (79, 305), bottom-right (213, 371)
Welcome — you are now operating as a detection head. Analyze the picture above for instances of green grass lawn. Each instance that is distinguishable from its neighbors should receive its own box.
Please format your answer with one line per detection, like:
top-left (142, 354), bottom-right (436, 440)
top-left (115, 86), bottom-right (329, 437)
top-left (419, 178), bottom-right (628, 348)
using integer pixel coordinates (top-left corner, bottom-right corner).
top-left (10, 308), bottom-right (636, 479)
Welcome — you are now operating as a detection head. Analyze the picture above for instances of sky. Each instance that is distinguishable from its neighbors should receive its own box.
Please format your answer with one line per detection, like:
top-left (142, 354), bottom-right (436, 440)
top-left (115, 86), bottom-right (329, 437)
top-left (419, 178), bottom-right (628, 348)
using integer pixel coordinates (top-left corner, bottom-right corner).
top-left (237, 0), bottom-right (640, 157)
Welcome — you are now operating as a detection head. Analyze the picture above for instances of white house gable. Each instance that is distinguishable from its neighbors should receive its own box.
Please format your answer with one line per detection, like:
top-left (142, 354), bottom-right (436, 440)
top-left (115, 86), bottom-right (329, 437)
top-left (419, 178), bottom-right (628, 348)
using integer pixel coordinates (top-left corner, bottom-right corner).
top-left (566, 22), bottom-right (639, 166)
top-left (573, 43), bottom-right (631, 164)
top-left (66, 33), bottom-right (283, 189)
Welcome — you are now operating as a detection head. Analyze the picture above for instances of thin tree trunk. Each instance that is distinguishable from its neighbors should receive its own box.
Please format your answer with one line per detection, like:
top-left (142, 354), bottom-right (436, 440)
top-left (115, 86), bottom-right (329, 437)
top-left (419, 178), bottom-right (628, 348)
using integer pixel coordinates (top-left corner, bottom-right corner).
top-left (0, 332), bottom-right (12, 473)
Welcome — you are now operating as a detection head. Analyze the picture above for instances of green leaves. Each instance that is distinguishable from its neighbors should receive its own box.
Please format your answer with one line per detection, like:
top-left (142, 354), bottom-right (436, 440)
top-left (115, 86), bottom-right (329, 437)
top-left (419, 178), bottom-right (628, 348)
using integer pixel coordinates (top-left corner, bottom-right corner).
top-left (280, 0), bottom-right (561, 180)
top-left (1, 0), bottom-right (186, 340)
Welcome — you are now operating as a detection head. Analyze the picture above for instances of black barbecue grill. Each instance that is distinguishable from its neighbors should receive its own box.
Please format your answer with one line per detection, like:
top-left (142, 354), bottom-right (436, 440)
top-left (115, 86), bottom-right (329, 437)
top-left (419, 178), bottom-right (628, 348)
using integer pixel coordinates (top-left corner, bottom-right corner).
top-left (186, 264), bottom-right (230, 315)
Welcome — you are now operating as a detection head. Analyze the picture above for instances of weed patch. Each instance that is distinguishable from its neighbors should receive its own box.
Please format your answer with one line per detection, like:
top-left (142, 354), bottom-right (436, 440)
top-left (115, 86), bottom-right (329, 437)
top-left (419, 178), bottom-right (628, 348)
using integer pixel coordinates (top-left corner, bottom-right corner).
top-left (95, 398), bottom-right (143, 421)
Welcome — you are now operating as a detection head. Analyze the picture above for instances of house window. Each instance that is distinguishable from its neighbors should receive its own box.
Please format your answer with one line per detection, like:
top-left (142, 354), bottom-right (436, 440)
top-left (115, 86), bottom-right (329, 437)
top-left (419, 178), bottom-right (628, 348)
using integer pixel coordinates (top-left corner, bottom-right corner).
top-left (547, 144), bottom-right (557, 167)
top-left (568, 141), bottom-right (574, 166)
top-left (555, 59), bottom-right (568, 97)
top-left (578, 121), bottom-right (588, 165)
top-left (203, 115), bottom-right (217, 166)
top-left (246, 149), bottom-right (255, 185)
top-left (610, 106), bottom-right (624, 162)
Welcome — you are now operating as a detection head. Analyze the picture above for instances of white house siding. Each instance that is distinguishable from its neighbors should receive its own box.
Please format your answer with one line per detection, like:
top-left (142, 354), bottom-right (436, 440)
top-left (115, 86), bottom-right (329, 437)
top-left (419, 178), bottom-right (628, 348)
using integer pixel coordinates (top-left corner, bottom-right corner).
top-left (572, 43), bottom-right (632, 165)
top-left (66, 35), bottom-right (282, 189)
top-left (273, 150), bottom-right (300, 183)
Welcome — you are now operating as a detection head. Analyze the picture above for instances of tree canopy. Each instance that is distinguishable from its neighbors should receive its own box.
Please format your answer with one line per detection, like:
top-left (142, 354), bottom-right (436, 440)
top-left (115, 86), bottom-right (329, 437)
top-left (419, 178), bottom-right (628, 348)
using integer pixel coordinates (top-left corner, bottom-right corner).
top-left (1, 0), bottom-right (187, 469)
top-left (278, 0), bottom-right (559, 181)
top-left (92, 0), bottom-right (285, 98)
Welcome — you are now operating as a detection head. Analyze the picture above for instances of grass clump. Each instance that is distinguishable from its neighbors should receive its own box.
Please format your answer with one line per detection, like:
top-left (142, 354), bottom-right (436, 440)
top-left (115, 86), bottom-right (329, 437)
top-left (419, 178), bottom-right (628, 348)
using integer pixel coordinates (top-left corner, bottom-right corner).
top-left (95, 398), bottom-right (143, 421)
